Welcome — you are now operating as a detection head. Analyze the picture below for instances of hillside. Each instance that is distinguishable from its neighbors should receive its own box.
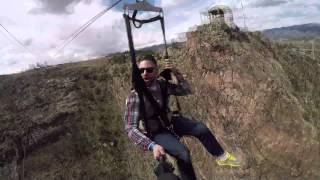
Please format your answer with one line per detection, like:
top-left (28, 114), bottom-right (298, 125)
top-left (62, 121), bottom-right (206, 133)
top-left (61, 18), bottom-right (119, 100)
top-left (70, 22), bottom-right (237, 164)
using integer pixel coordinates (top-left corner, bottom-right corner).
top-left (1, 22), bottom-right (320, 180)
top-left (263, 23), bottom-right (320, 40)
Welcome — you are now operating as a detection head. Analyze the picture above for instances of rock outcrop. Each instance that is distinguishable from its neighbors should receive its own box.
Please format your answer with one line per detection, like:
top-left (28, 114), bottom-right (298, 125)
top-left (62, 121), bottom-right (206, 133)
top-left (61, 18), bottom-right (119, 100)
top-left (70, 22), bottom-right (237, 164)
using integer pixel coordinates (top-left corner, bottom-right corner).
top-left (172, 23), bottom-right (320, 179)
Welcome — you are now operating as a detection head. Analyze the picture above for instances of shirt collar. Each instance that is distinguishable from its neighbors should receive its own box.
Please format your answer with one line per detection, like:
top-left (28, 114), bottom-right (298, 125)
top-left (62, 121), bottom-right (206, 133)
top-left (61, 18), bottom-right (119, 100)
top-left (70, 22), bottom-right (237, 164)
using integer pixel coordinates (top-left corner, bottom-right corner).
top-left (147, 79), bottom-right (159, 91)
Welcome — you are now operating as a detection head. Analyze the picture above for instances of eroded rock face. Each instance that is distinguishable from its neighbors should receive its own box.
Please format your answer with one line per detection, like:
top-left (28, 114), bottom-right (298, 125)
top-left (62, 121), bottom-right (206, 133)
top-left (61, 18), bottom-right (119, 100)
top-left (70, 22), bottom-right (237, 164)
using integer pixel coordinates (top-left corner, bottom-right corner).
top-left (173, 23), bottom-right (320, 179)
top-left (0, 63), bottom-right (133, 180)
top-left (0, 68), bottom-right (79, 179)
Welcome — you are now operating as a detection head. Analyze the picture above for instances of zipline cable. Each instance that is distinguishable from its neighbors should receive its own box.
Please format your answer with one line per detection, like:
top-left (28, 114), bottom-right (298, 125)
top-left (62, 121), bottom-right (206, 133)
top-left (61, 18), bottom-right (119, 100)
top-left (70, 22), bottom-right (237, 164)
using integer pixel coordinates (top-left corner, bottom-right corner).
top-left (0, 23), bottom-right (39, 60)
top-left (240, 0), bottom-right (247, 30)
top-left (53, 0), bottom-right (122, 57)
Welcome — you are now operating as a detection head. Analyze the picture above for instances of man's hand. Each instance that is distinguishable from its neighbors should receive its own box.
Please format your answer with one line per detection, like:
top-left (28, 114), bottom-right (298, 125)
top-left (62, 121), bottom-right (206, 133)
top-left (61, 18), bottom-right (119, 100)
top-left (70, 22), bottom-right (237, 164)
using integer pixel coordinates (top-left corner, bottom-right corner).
top-left (164, 58), bottom-right (175, 70)
top-left (164, 58), bottom-right (179, 84)
top-left (153, 144), bottom-right (165, 159)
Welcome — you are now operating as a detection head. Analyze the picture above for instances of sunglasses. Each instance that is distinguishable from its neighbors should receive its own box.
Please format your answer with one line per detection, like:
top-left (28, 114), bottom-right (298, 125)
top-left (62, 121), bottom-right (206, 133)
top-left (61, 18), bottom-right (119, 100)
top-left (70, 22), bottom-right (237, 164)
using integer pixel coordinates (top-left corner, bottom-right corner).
top-left (139, 67), bottom-right (155, 74)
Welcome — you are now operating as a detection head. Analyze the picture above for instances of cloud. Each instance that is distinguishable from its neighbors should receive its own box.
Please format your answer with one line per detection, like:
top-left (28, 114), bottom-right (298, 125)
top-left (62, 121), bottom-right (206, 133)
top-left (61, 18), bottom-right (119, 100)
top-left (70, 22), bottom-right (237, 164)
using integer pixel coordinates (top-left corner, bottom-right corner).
top-left (236, 0), bottom-right (320, 30)
top-left (160, 0), bottom-right (193, 9)
top-left (1, 0), bottom-right (320, 75)
top-left (29, 0), bottom-right (92, 15)
top-left (62, 17), bottom-right (127, 56)
top-left (248, 0), bottom-right (289, 8)
top-left (0, 45), bottom-right (38, 74)
top-left (1, 0), bottom-right (174, 75)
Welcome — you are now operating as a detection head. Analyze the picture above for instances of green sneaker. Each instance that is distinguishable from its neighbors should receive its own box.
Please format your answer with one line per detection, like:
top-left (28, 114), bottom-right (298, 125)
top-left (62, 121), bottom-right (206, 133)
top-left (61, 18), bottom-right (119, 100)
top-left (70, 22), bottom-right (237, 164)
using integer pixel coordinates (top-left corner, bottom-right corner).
top-left (216, 152), bottom-right (241, 167)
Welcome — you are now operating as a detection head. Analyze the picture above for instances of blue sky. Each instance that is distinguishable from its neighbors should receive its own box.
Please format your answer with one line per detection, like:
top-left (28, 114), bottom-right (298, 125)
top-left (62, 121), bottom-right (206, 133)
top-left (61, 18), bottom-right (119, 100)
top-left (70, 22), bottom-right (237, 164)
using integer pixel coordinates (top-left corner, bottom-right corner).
top-left (0, 0), bottom-right (320, 75)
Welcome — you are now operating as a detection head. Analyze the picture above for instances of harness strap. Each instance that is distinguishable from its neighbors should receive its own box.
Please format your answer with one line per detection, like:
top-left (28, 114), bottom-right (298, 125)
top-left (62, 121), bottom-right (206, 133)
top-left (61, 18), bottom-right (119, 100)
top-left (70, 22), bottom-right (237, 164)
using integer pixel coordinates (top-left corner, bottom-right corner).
top-left (160, 17), bottom-right (169, 59)
top-left (124, 13), bottom-right (172, 136)
top-left (173, 96), bottom-right (182, 114)
top-left (124, 14), bottom-right (148, 135)
top-left (143, 81), bottom-right (171, 128)
top-left (131, 12), bottom-right (162, 27)
top-left (130, 10), bottom-right (168, 59)
top-left (159, 80), bottom-right (168, 112)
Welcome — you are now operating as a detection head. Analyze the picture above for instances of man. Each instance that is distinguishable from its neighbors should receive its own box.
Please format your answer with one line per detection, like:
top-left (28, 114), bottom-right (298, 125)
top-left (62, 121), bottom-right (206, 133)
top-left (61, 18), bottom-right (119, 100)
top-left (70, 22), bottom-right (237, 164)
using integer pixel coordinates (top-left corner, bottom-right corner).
top-left (124, 55), bottom-right (240, 180)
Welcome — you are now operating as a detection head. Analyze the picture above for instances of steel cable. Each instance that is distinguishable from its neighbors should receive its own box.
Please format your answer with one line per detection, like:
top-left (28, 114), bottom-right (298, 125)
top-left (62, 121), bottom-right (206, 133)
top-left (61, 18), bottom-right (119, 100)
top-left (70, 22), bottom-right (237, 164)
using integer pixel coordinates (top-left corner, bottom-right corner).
top-left (53, 0), bottom-right (123, 57)
top-left (0, 23), bottom-right (39, 60)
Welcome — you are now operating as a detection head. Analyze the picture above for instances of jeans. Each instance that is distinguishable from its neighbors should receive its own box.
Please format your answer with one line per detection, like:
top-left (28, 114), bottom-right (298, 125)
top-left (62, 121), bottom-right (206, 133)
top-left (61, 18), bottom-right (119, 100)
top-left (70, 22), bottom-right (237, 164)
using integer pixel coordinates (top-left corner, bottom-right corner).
top-left (153, 115), bottom-right (224, 180)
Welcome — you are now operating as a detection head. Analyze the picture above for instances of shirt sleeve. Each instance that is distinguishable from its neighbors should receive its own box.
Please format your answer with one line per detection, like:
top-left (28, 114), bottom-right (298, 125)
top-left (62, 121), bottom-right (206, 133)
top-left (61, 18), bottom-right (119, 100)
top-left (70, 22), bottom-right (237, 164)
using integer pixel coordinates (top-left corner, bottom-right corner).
top-left (124, 90), bottom-right (154, 151)
top-left (167, 70), bottom-right (192, 96)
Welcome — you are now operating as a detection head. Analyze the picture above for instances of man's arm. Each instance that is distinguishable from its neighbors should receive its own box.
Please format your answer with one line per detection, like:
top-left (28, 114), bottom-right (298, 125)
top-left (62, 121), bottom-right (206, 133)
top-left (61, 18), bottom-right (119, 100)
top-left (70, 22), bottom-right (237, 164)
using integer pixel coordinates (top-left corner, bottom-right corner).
top-left (163, 59), bottom-right (192, 96)
top-left (124, 91), bottom-right (155, 151)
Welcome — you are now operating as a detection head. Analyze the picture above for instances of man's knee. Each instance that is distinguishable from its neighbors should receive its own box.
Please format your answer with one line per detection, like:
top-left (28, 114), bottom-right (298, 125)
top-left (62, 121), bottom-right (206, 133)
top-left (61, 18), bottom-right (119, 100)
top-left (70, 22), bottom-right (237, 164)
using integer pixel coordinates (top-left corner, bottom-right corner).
top-left (192, 122), bottom-right (210, 136)
top-left (176, 149), bottom-right (191, 163)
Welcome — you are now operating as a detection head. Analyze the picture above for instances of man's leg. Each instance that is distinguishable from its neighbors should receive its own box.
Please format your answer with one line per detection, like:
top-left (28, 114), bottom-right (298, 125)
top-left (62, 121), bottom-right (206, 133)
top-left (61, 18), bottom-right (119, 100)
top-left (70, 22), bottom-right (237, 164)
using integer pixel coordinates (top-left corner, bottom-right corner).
top-left (172, 116), bottom-right (225, 157)
top-left (154, 133), bottom-right (197, 180)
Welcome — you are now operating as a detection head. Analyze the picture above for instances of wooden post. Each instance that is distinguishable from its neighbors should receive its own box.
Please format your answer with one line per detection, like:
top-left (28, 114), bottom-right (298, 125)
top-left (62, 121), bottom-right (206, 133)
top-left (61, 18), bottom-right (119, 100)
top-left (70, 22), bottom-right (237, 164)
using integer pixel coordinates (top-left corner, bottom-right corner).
top-left (312, 40), bottom-right (315, 60)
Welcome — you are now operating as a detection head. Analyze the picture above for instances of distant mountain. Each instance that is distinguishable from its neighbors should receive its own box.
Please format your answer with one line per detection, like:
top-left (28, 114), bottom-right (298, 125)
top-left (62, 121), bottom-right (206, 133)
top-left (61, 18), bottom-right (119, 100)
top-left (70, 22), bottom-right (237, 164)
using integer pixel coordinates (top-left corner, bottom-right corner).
top-left (263, 23), bottom-right (320, 40)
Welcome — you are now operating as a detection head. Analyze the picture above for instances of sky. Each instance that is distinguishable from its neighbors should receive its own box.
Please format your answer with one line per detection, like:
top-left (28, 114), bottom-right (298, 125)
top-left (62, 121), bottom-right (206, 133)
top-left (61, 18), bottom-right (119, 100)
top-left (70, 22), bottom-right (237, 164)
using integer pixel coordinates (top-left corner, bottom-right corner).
top-left (0, 0), bottom-right (319, 75)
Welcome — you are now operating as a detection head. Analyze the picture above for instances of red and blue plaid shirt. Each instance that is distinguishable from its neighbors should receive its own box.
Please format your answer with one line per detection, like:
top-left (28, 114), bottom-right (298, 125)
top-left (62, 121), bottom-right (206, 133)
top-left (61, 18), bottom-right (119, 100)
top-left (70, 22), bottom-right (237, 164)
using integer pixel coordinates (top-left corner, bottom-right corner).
top-left (124, 71), bottom-right (191, 151)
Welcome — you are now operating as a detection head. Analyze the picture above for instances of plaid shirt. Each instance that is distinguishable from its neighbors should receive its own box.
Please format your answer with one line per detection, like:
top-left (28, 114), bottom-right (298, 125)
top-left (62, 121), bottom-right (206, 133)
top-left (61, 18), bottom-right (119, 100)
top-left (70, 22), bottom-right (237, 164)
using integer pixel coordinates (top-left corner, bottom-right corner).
top-left (124, 71), bottom-right (191, 151)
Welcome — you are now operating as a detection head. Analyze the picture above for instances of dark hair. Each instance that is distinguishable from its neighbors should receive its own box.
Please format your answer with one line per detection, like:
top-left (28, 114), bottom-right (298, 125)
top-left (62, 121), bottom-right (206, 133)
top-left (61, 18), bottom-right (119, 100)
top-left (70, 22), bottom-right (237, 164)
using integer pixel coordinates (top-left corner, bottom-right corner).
top-left (140, 54), bottom-right (157, 66)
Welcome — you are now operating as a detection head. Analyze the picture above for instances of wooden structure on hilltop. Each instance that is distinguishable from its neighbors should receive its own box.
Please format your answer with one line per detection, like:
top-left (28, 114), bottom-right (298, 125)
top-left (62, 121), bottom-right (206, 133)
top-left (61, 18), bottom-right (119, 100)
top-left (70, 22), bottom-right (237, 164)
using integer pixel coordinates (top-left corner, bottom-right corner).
top-left (200, 5), bottom-right (236, 29)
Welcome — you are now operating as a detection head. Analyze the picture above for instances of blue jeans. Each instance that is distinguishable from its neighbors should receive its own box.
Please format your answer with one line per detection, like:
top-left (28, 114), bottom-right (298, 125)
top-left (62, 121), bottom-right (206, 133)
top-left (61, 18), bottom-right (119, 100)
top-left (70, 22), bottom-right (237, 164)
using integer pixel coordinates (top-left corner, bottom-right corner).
top-left (153, 115), bottom-right (224, 180)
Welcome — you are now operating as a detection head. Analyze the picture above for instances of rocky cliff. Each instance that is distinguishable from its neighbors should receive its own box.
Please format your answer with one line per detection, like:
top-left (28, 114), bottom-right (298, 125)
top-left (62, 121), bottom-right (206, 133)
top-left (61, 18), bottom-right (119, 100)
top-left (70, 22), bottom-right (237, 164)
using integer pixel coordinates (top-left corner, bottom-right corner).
top-left (172, 23), bottom-right (320, 179)
top-left (0, 22), bottom-right (319, 180)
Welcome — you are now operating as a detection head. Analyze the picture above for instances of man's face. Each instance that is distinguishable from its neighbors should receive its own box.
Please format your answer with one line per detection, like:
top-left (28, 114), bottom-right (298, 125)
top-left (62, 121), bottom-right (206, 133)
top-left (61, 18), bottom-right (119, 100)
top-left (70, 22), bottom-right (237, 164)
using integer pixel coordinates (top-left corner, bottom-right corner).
top-left (138, 60), bottom-right (158, 86)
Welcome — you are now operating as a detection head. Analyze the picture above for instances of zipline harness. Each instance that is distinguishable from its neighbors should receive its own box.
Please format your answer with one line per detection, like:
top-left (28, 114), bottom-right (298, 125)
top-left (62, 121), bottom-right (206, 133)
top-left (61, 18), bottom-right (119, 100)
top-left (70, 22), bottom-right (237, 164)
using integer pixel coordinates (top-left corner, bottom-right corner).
top-left (123, 0), bottom-right (178, 137)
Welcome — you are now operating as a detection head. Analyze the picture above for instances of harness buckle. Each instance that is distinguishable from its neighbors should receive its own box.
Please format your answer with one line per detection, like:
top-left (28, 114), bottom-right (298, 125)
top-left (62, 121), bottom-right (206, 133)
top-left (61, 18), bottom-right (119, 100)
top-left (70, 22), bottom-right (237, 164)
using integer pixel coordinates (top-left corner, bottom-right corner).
top-left (167, 124), bottom-right (179, 139)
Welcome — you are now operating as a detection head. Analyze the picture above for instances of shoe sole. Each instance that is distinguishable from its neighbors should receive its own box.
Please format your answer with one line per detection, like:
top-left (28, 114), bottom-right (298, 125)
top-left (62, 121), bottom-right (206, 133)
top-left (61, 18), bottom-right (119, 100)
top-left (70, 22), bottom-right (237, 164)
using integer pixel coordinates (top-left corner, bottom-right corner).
top-left (217, 163), bottom-right (241, 167)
